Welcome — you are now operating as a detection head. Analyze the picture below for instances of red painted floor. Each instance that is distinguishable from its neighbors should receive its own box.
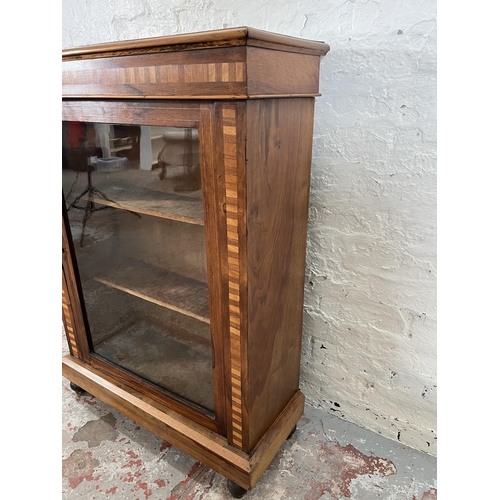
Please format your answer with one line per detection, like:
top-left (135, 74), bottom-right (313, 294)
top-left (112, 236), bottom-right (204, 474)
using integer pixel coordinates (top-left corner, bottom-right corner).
top-left (62, 337), bottom-right (436, 499)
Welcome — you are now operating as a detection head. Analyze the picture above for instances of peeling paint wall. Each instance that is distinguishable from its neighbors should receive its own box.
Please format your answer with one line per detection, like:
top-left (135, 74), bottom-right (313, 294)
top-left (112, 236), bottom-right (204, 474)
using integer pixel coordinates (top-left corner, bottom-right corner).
top-left (62, 0), bottom-right (437, 456)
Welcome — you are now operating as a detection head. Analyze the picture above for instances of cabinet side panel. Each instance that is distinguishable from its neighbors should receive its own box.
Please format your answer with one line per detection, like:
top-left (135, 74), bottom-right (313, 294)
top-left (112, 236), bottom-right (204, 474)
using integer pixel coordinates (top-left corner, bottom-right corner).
top-left (246, 98), bottom-right (315, 450)
top-left (246, 47), bottom-right (320, 97)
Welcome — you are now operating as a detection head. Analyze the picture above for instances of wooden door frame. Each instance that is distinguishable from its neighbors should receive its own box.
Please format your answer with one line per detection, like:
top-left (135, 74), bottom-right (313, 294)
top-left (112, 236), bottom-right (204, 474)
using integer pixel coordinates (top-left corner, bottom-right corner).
top-left (61, 99), bottom-right (228, 435)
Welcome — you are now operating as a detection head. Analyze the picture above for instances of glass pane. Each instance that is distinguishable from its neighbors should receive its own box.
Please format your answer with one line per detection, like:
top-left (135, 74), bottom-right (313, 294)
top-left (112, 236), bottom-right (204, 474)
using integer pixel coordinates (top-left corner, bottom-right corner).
top-left (62, 121), bottom-right (214, 412)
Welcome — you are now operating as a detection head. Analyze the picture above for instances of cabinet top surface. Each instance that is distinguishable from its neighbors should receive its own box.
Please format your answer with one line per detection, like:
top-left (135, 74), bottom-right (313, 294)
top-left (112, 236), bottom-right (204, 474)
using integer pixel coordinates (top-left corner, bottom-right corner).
top-left (62, 26), bottom-right (330, 60)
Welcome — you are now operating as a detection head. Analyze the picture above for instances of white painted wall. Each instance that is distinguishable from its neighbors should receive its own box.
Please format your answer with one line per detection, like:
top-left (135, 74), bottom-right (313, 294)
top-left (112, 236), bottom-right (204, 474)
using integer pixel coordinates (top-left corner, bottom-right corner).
top-left (62, 0), bottom-right (437, 456)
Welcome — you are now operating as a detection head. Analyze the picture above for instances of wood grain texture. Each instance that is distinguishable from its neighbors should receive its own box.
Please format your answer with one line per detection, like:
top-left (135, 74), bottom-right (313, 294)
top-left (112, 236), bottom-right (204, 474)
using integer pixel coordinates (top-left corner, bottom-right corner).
top-left (245, 98), bottom-right (315, 450)
top-left (62, 100), bottom-right (201, 126)
top-left (62, 207), bottom-right (92, 362)
top-left (199, 102), bottom-right (230, 436)
top-left (62, 28), bottom-right (250, 59)
top-left (63, 47), bottom-right (246, 98)
top-left (62, 270), bottom-right (79, 358)
top-left (62, 354), bottom-right (304, 490)
top-left (63, 31), bottom-right (329, 99)
top-left (246, 47), bottom-right (320, 97)
top-left (61, 28), bottom-right (327, 488)
top-left (248, 390), bottom-right (304, 487)
top-left (62, 354), bottom-right (249, 484)
top-left (246, 27), bottom-right (330, 56)
top-left (79, 180), bottom-right (204, 225)
top-left (90, 354), bottom-right (218, 432)
top-left (62, 26), bottom-right (329, 60)
top-left (94, 256), bottom-right (210, 323)
top-left (221, 103), bottom-right (245, 450)
top-left (62, 100), bottom-right (231, 434)
top-left (233, 102), bottom-right (250, 452)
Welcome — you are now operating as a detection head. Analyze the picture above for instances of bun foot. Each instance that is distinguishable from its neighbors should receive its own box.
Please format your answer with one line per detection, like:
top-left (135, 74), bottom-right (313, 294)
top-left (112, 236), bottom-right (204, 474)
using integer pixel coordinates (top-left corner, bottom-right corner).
top-left (287, 424), bottom-right (297, 440)
top-left (70, 382), bottom-right (85, 395)
top-left (227, 479), bottom-right (247, 498)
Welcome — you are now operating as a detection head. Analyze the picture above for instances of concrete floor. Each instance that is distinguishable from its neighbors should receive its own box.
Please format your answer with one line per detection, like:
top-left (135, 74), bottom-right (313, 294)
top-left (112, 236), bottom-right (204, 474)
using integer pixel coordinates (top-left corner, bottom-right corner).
top-left (62, 336), bottom-right (437, 500)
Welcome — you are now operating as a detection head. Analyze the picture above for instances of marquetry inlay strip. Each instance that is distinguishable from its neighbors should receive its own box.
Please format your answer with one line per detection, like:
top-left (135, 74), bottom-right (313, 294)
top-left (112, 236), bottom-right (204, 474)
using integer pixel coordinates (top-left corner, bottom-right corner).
top-left (62, 275), bottom-right (79, 358)
top-left (62, 62), bottom-right (245, 86)
top-left (222, 104), bottom-right (244, 449)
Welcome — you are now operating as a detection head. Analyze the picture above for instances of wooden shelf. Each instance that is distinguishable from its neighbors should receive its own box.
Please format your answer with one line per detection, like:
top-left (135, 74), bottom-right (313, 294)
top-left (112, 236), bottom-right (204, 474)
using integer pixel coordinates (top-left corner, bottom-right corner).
top-left (94, 257), bottom-right (210, 324)
top-left (84, 179), bottom-right (204, 225)
top-left (94, 317), bottom-right (214, 410)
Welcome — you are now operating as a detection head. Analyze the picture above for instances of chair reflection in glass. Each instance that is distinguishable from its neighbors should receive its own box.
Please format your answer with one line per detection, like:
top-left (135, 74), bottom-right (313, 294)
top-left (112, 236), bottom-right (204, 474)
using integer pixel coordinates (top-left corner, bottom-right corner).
top-left (157, 128), bottom-right (201, 192)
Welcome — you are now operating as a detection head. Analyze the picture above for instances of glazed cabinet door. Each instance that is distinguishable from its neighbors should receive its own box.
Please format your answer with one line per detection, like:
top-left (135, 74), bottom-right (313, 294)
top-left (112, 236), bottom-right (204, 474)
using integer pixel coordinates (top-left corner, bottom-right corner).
top-left (61, 101), bottom-right (227, 433)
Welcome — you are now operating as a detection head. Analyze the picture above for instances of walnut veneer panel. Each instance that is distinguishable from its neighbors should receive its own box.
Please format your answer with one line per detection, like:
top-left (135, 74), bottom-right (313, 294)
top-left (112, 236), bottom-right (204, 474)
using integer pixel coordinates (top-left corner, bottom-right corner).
top-left (62, 47), bottom-right (246, 99)
top-left (62, 27), bottom-right (329, 60)
top-left (61, 27), bottom-right (329, 489)
top-left (246, 47), bottom-right (321, 97)
top-left (245, 98), bottom-right (316, 450)
top-left (63, 354), bottom-right (304, 489)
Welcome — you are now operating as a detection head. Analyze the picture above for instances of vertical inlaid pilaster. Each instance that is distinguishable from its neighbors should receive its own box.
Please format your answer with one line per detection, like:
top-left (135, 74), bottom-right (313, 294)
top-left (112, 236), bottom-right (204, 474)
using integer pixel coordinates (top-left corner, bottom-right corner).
top-left (62, 272), bottom-right (79, 358)
top-left (222, 104), bottom-right (244, 449)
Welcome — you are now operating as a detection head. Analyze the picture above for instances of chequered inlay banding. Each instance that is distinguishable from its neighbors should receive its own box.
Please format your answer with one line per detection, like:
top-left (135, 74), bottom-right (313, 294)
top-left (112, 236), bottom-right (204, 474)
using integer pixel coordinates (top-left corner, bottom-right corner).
top-left (222, 104), bottom-right (244, 449)
top-left (62, 277), bottom-right (79, 358)
top-left (62, 62), bottom-right (245, 86)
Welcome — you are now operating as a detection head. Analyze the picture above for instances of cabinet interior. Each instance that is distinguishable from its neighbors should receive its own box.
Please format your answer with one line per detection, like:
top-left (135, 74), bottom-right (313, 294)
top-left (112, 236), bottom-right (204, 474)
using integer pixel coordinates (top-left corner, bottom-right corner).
top-left (63, 121), bottom-right (214, 412)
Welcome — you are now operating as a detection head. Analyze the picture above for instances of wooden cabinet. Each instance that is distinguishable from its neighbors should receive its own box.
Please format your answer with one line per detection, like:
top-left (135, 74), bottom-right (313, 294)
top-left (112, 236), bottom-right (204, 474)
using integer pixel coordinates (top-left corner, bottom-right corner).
top-left (62, 26), bottom-right (329, 494)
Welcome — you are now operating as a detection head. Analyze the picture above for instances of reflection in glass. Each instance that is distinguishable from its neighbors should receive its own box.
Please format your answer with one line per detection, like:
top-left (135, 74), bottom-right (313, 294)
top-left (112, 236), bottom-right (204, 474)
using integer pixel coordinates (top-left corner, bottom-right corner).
top-left (62, 122), bottom-right (214, 411)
